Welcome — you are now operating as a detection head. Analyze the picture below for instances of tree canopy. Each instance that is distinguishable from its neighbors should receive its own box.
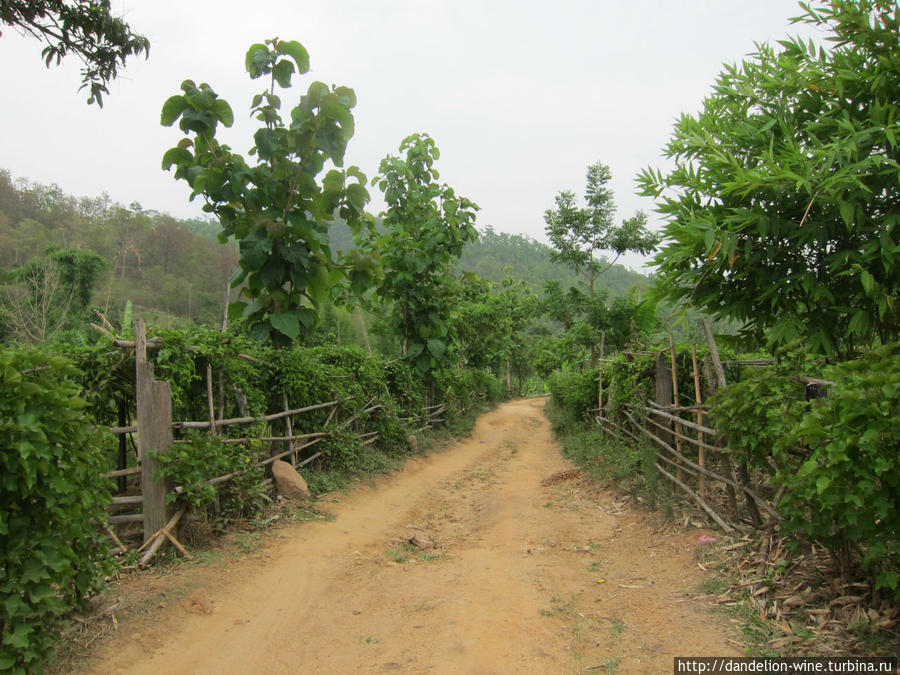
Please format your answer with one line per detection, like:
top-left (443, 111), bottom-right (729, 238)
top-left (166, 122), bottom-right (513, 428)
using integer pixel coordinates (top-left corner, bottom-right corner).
top-left (639, 0), bottom-right (900, 357)
top-left (0, 0), bottom-right (149, 106)
top-left (545, 161), bottom-right (657, 298)
top-left (360, 133), bottom-right (479, 376)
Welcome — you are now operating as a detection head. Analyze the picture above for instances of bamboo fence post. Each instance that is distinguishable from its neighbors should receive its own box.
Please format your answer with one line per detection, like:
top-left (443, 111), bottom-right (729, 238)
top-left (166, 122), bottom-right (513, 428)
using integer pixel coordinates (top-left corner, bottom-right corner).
top-left (597, 331), bottom-right (606, 411)
top-left (701, 318), bottom-right (762, 527)
top-left (282, 391), bottom-right (296, 465)
top-left (691, 345), bottom-right (706, 498)
top-left (135, 317), bottom-right (174, 544)
top-left (206, 362), bottom-right (217, 436)
top-left (217, 365), bottom-right (225, 424)
top-left (668, 334), bottom-right (685, 484)
top-left (702, 355), bottom-right (738, 514)
top-left (654, 351), bottom-right (674, 447)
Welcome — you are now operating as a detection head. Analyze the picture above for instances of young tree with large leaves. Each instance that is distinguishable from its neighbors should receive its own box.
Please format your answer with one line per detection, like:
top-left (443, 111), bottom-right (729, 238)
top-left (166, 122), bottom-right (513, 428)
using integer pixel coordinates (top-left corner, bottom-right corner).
top-left (638, 0), bottom-right (899, 357)
top-left (1, 0), bottom-right (149, 105)
top-left (361, 133), bottom-right (478, 378)
top-left (161, 38), bottom-right (372, 347)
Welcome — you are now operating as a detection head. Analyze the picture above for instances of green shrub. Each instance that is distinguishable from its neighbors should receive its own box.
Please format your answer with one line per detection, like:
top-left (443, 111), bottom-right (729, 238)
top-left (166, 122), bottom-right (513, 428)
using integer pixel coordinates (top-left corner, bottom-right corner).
top-left (777, 344), bottom-right (900, 597)
top-left (0, 348), bottom-right (112, 673)
top-left (152, 431), bottom-right (267, 520)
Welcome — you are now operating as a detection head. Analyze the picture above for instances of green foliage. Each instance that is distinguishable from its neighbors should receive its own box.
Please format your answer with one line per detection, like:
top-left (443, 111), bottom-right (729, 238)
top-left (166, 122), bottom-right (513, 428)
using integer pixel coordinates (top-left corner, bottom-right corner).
top-left (778, 344), bottom-right (900, 596)
top-left (162, 38), bottom-right (372, 347)
top-left (545, 161), bottom-right (657, 298)
top-left (0, 348), bottom-right (112, 673)
top-left (639, 0), bottom-right (900, 356)
top-left (0, 172), bottom-right (241, 332)
top-left (712, 342), bottom-right (900, 597)
top-left (152, 432), bottom-right (266, 519)
top-left (459, 226), bottom-right (650, 297)
top-left (0, 0), bottom-right (150, 106)
top-left (361, 133), bottom-right (479, 379)
top-left (711, 345), bottom-right (823, 473)
top-left (547, 367), bottom-right (599, 429)
top-left (454, 274), bottom-right (538, 380)
top-left (2, 246), bottom-right (108, 344)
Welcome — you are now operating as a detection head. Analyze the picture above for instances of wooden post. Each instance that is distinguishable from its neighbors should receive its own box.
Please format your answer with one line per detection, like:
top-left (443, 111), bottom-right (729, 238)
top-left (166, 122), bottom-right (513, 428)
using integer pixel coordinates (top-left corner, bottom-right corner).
top-left (206, 362), bottom-right (217, 436)
top-left (597, 331), bottom-right (606, 411)
top-left (282, 391), bottom-right (295, 465)
top-left (701, 318), bottom-right (762, 527)
top-left (668, 334), bottom-right (685, 484)
top-left (654, 351), bottom-right (673, 446)
top-left (691, 345), bottom-right (707, 499)
top-left (702, 354), bottom-right (737, 514)
top-left (136, 317), bottom-right (174, 544)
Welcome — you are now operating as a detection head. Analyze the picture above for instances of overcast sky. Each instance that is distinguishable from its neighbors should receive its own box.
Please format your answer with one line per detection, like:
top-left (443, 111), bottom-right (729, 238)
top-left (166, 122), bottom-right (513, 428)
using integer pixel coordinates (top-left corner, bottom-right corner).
top-left (1, 1), bottom-right (822, 269)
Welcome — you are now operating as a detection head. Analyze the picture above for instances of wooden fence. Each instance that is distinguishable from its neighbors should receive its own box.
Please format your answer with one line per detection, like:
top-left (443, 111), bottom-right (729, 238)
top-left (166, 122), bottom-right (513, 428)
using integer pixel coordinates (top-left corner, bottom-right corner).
top-left (594, 318), bottom-right (832, 533)
top-left (102, 318), bottom-right (444, 563)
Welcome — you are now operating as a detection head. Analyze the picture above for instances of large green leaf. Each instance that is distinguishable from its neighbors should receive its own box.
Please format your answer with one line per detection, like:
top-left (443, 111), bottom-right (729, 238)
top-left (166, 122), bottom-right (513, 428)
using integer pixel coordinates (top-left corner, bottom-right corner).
top-left (270, 312), bottom-right (300, 341)
top-left (162, 146), bottom-right (192, 170)
top-left (212, 99), bottom-right (234, 127)
top-left (160, 95), bottom-right (189, 126)
top-left (276, 40), bottom-right (310, 74)
top-left (245, 43), bottom-right (270, 78)
top-left (273, 59), bottom-right (295, 88)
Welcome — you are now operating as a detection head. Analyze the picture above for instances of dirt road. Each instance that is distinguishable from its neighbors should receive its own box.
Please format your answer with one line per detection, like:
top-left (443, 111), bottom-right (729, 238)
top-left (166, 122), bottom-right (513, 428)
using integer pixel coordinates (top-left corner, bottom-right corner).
top-left (84, 398), bottom-right (739, 674)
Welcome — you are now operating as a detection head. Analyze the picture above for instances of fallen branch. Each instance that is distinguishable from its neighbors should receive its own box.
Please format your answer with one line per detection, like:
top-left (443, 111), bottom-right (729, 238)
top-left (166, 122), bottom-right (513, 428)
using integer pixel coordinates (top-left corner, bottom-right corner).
top-left (655, 463), bottom-right (734, 533)
top-left (138, 508), bottom-right (185, 565)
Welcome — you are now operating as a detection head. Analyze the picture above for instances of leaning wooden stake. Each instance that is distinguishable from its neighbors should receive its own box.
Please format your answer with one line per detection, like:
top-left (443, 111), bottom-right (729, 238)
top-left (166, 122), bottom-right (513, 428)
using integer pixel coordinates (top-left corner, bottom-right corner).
top-left (138, 508), bottom-right (186, 566)
top-left (656, 463), bottom-right (734, 533)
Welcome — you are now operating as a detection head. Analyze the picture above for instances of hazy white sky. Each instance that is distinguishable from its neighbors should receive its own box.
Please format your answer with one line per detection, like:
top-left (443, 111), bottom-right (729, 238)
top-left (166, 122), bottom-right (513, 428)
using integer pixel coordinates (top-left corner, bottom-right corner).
top-left (1, 1), bottom-right (822, 269)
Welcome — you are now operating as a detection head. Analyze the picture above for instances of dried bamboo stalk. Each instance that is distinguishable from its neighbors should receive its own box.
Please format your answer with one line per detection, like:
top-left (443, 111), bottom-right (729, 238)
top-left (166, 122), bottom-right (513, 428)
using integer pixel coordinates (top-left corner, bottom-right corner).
top-left (624, 410), bottom-right (780, 519)
top-left (644, 407), bottom-right (718, 436)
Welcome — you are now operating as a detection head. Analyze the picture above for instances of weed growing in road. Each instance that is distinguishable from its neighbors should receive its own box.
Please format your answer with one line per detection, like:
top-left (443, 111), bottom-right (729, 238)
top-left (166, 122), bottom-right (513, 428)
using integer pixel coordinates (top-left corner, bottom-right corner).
top-left (610, 617), bottom-right (626, 638)
top-left (362, 634), bottom-right (380, 645)
top-left (385, 544), bottom-right (416, 563)
top-left (700, 576), bottom-right (728, 595)
top-left (603, 657), bottom-right (622, 673)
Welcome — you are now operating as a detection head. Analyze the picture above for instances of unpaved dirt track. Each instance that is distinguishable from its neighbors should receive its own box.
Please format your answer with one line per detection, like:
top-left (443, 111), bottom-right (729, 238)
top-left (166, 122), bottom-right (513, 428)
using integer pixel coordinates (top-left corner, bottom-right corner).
top-left (86, 398), bottom-right (739, 674)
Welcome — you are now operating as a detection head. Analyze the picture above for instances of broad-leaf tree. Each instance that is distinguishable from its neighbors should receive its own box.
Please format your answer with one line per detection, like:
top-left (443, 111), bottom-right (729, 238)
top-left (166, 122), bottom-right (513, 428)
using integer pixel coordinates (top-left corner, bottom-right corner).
top-left (161, 38), bottom-right (372, 347)
top-left (361, 133), bottom-right (478, 377)
top-left (638, 0), bottom-right (900, 357)
top-left (545, 161), bottom-right (657, 364)
top-left (545, 161), bottom-right (657, 299)
top-left (0, 0), bottom-right (149, 106)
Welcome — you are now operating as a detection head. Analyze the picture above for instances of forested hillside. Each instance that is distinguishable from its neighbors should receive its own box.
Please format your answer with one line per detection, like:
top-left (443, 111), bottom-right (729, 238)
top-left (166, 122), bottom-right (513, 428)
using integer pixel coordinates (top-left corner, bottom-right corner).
top-left (0, 171), bottom-right (650, 344)
top-left (459, 226), bottom-right (647, 297)
top-left (0, 170), bottom-right (237, 335)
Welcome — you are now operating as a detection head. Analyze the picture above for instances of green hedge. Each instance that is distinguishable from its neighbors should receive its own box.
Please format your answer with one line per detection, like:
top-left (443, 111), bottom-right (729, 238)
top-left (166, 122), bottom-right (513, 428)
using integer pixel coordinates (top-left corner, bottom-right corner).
top-left (0, 348), bottom-right (112, 673)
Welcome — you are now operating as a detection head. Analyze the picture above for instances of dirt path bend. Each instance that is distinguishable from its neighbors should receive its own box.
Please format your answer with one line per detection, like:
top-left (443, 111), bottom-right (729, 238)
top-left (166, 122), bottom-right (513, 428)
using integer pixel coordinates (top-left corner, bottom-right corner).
top-left (85, 398), bottom-right (739, 674)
